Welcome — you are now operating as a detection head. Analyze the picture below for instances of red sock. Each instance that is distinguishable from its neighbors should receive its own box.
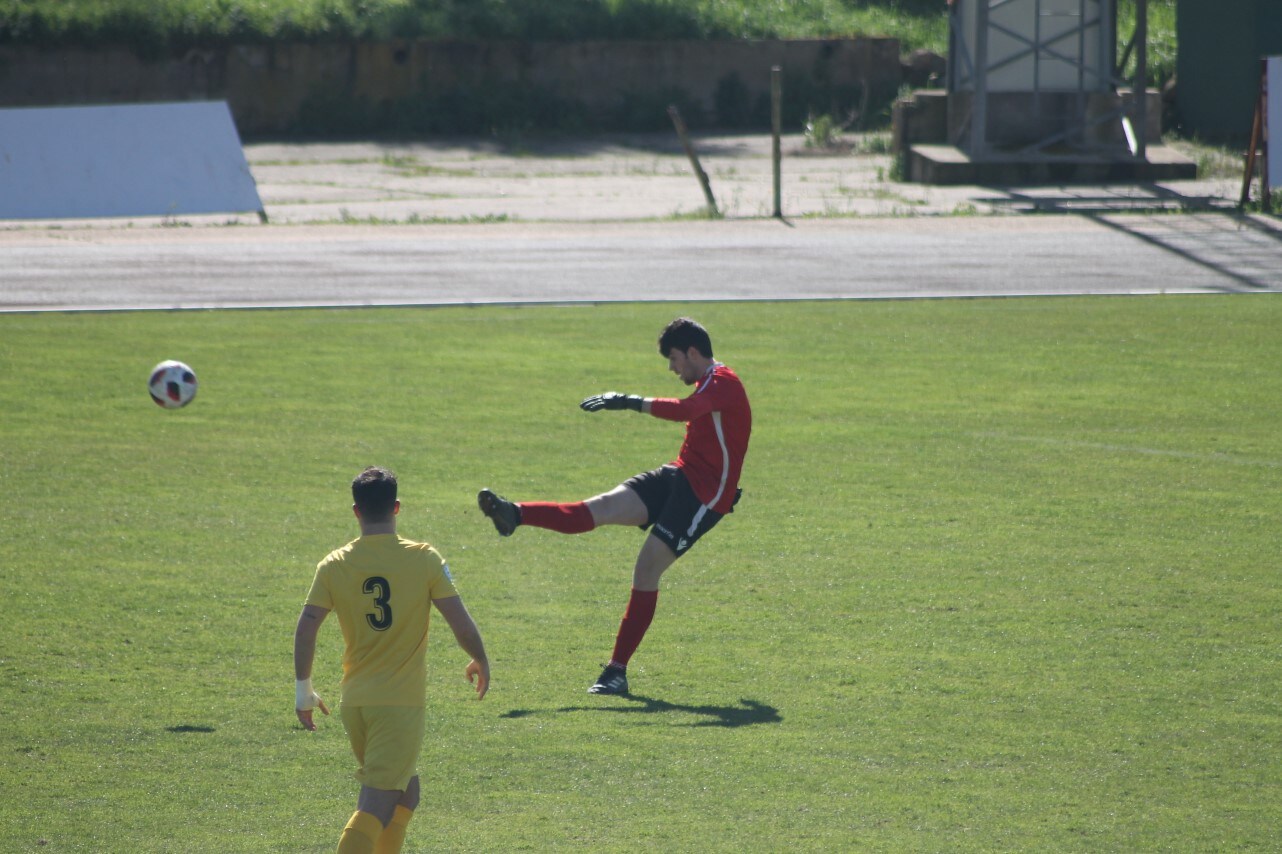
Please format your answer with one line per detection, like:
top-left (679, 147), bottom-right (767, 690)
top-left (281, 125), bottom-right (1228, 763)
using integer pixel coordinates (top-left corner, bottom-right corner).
top-left (610, 588), bottom-right (659, 668)
top-left (517, 501), bottom-right (595, 534)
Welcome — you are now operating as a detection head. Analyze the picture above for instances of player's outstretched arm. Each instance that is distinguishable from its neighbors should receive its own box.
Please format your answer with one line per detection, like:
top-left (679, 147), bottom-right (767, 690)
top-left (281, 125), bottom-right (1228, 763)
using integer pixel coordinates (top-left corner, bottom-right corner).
top-left (434, 595), bottom-right (490, 700)
top-left (580, 391), bottom-right (647, 413)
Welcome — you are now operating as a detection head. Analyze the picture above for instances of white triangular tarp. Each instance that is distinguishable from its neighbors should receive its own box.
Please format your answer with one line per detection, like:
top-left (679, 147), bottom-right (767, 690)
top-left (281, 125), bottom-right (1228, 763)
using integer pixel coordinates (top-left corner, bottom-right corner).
top-left (0, 101), bottom-right (263, 220)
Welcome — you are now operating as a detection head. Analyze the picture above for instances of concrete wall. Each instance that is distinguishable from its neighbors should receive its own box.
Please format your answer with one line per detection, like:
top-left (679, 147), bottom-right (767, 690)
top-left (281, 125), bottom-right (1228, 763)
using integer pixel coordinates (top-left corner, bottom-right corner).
top-left (893, 88), bottom-right (1160, 153)
top-left (0, 38), bottom-right (902, 136)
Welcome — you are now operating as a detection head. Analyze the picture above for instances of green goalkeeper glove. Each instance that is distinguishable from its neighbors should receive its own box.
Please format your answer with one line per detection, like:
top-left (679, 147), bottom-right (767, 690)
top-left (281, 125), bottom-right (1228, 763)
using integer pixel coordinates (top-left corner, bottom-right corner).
top-left (580, 391), bottom-right (644, 412)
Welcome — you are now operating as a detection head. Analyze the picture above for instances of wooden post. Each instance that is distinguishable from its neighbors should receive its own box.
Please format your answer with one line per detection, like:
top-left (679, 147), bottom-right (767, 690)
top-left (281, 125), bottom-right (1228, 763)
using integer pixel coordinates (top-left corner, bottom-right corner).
top-left (1240, 60), bottom-right (1266, 209)
top-left (667, 105), bottom-right (717, 216)
top-left (772, 65), bottom-right (783, 219)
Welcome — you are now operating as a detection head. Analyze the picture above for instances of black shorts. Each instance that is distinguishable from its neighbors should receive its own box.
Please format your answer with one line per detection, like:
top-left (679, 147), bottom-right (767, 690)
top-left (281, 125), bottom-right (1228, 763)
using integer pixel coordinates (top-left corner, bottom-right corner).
top-left (623, 465), bottom-right (738, 557)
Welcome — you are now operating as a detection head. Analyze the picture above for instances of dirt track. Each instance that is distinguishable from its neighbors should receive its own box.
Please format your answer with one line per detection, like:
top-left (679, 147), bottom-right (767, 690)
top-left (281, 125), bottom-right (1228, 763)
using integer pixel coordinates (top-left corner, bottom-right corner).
top-left (239, 132), bottom-right (1240, 224)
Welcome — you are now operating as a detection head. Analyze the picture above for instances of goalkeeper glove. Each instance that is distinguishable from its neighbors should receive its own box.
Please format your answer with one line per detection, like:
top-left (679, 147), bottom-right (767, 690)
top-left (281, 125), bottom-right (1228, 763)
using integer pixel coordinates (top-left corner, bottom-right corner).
top-left (580, 392), bottom-right (644, 412)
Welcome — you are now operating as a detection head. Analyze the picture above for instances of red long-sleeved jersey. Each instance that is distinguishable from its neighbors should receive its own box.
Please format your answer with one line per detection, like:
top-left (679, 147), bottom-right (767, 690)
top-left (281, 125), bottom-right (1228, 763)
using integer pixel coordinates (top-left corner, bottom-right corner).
top-left (648, 363), bottom-right (752, 514)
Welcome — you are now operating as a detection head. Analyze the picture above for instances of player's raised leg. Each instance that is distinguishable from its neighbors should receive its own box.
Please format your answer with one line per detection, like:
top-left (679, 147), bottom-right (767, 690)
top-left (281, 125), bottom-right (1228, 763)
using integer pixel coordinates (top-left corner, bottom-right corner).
top-left (477, 489), bottom-right (521, 536)
top-left (479, 483), bottom-right (648, 536)
top-left (583, 483), bottom-right (649, 527)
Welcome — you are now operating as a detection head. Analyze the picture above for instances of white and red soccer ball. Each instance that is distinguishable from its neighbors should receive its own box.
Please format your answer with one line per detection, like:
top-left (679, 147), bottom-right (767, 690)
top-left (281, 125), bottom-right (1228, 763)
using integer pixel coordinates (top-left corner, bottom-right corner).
top-left (149, 360), bottom-right (198, 409)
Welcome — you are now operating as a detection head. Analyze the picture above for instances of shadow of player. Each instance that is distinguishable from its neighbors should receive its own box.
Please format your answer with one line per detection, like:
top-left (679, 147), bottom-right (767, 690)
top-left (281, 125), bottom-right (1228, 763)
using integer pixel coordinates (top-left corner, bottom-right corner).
top-left (503, 694), bottom-right (781, 728)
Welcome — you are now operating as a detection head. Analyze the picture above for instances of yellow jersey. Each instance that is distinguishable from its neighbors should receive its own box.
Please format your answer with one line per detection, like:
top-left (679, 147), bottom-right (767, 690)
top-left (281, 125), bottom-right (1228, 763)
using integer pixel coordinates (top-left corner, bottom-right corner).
top-left (306, 533), bottom-right (458, 706)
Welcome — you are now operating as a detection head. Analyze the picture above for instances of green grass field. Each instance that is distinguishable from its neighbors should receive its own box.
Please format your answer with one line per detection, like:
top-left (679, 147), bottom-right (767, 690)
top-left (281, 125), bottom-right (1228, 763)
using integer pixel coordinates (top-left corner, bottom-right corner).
top-left (2, 295), bottom-right (1279, 851)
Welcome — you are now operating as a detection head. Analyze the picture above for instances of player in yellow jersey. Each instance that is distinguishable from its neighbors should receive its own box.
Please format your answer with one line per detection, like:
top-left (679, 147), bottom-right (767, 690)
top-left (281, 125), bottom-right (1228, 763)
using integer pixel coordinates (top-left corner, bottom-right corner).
top-left (294, 466), bottom-right (490, 854)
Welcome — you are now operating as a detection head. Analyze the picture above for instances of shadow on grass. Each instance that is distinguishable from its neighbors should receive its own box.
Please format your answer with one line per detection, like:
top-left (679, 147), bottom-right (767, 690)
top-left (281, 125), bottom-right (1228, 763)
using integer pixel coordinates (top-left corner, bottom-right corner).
top-left (502, 695), bottom-right (782, 728)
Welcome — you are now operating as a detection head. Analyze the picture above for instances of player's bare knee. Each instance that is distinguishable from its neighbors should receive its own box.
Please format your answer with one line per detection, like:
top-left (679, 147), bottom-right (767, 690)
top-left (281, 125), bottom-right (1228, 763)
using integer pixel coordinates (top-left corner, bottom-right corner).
top-left (586, 486), bottom-right (647, 527)
top-left (633, 544), bottom-right (675, 590)
top-left (632, 567), bottom-right (663, 591)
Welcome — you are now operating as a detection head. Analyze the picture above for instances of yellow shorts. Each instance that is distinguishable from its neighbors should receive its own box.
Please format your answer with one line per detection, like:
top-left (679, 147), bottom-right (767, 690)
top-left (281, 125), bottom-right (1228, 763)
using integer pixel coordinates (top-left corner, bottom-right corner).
top-left (340, 704), bottom-right (425, 791)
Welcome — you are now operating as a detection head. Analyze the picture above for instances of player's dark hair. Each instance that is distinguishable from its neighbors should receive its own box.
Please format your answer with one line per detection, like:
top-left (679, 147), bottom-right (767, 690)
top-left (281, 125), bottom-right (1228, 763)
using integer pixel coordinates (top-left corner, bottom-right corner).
top-left (658, 317), bottom-right (713, 358)
top-left (352, 466), bottom-right (398, 522)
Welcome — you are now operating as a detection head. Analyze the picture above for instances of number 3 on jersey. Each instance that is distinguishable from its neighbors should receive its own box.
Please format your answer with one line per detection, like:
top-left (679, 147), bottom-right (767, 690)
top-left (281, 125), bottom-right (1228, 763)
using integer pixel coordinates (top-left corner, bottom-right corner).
top-left (363, 576), bottom-right (393, 631)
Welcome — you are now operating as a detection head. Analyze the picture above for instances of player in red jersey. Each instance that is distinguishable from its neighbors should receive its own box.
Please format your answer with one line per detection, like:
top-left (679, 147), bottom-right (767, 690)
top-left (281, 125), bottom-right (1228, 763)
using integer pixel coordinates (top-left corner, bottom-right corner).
top-left (478, 317), bottom-right (751, 695)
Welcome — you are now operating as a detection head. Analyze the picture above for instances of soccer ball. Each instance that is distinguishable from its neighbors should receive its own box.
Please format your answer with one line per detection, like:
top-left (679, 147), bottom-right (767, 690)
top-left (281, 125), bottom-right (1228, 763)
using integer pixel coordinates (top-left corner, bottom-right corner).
top-left (148, 360), bottom-right (198, 409)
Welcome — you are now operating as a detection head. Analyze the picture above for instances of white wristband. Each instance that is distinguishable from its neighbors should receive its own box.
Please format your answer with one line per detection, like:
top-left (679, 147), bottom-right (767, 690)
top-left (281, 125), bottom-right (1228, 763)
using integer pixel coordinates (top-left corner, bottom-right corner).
top-left (296, 678), bottom-right (316, 710)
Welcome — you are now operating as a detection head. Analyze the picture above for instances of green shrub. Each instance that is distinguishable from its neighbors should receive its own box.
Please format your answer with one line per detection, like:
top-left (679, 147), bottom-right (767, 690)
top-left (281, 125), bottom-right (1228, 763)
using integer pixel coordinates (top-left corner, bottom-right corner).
top-left (0, 0), bottom-right (950, 51)
top-left (0, 0), bottom-right (1175, 65)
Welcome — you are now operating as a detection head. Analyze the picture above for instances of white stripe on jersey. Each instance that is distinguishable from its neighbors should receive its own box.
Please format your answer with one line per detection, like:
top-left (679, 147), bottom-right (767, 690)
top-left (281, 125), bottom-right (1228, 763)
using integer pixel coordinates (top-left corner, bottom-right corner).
top-left (685, 410), bottom-right (730, 537)
top-left (689, 361), bottom-right (731, 525)
top-left (694, 361), bottom-right (720, 394)
top-left (708, 410), bottom-right (729, 509)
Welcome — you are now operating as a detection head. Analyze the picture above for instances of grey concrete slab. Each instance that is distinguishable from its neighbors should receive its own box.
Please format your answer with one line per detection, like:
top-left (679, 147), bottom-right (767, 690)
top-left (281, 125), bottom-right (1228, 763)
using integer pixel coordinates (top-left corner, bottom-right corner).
top-left (3, 215), bottom-right (1279, 313)
top-left (0, 132), bottom-right (1277, 312)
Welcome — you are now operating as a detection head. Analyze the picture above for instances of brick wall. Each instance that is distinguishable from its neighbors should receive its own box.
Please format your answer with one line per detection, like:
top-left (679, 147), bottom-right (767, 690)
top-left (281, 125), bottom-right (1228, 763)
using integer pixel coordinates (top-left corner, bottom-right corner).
top-left (0, 38), bottom-right (902, 135)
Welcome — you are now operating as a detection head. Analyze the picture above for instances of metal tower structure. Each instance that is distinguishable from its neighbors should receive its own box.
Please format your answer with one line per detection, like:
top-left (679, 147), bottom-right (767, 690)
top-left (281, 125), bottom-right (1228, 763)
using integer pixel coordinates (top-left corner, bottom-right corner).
top-left (947, 0), bottom-right (1150, 161)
